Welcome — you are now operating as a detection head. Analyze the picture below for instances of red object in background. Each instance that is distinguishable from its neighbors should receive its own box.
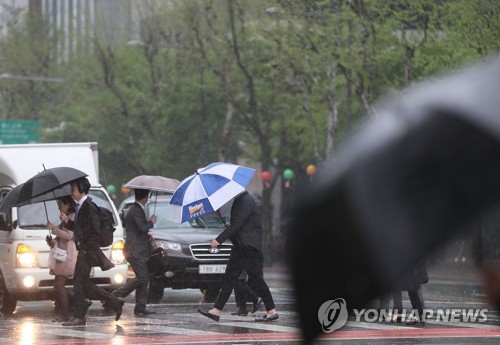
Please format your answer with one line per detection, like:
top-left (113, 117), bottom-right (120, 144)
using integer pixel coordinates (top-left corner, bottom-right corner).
top-left (261, 171), bottom-right (271, 182)
top-left (261, 170), bottom-right (271, 188)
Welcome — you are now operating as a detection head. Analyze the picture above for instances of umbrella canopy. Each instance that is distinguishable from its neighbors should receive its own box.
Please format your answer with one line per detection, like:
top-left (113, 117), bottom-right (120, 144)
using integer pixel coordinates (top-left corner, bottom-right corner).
top-left (17, 167), bottom-right (87, 205)
top-left (124, 175), bottom-right (180, 193)
top-left (0, 183), bottom-right (71, 213)
top-left (165, 162), bottom-right (255, 223)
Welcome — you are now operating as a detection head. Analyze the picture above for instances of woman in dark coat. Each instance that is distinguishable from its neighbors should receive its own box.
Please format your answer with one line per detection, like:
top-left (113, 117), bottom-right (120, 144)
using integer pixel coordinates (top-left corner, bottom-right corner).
top-left (379, 262), bottom-right (428, 324)
top-left (399, 262), bottom-right (428, 324)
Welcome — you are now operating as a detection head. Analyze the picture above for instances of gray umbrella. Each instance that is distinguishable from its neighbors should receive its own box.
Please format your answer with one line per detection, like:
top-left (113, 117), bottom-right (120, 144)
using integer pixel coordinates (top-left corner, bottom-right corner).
top-left (125, 175), bottom-right (180, 215)
top-left (124, 175), bottom-right (180, 193)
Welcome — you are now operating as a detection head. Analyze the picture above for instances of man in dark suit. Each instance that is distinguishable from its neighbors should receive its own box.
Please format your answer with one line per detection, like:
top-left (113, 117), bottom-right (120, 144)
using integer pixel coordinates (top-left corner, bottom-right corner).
top-left (62, 177), bottom-right (124, 326)
top-left (197, 191), bottom-right (279, 322)
top-left (112, 188), bottom-right (157, 315)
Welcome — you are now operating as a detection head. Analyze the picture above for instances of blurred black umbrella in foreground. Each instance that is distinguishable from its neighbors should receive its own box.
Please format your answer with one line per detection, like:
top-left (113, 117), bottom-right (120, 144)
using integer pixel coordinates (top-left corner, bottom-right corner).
top-left (288, 57), bottom-right (500, 342)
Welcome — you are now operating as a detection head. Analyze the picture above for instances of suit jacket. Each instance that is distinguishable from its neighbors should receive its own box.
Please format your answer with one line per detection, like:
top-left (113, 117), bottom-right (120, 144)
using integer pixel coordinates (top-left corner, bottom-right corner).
top-left (124, 202), bottom-right (154, 259)
top-left (216, 192), bottom-right (263, 252)
top-left (73, 196), bottom-right (114, 271)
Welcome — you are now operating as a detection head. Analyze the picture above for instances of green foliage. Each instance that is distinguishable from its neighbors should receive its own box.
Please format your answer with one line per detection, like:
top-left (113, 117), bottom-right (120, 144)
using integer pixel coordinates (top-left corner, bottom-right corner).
top-left (0, 0), bottom-right (499, 236)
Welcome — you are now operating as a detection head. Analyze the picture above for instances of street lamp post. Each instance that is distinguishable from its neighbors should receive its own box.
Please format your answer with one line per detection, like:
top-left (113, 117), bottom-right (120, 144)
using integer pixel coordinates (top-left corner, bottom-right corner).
top-left (0, 73), bottom-right (67, 108)
top-left (0, 73), bottom-right (64, 83)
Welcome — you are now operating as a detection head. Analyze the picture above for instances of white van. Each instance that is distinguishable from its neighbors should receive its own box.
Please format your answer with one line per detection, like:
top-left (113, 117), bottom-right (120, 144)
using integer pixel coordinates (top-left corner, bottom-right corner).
top-left (0, 142), bottom-right (127, 314)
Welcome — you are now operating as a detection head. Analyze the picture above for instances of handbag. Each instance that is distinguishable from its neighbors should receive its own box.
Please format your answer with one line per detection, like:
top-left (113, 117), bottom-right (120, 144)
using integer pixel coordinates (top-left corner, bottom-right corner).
top-left (53, 243), bottom-right (68, 262)
top-left (148, 234), bottom-right (158, 254)
top-left (148, 247), bottom-right (169, 273)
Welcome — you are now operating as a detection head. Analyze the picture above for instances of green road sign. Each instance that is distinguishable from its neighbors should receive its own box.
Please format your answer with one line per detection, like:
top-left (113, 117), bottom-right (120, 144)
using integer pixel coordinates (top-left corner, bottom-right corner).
top-left (0, 120), bottom-right (40, 144)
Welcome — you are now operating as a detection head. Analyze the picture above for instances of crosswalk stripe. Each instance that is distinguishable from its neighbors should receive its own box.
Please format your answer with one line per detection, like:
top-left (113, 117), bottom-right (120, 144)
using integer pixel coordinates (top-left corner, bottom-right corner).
top-left (91, 316), bottom-right (177, 325)
top-left (425, 320), bottom-right (497, 329)
top-left (217, 321), bottom-right (299, 333)
top-left (346, 321), bottom-right (416, 330)
top-left (124, 325), bottom-right (222, 335)
top-left (38, 328), bottom-right (113, 339)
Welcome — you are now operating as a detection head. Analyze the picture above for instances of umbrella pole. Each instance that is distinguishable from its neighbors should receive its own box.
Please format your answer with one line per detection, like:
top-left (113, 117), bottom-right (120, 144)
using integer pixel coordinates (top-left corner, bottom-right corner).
top-left (153, 191), bottom-right (158, 215)
top-left (43, 201), bottom-right (51, 236)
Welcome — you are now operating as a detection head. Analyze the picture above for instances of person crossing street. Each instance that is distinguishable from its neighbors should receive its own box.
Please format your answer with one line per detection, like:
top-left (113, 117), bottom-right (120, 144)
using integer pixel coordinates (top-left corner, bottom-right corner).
top-left (112, 188), bottom-right (157, 316)
top-left (62, 177), bottom-right (124, 326)
top-left (197, 191), bottom-right (279, 322)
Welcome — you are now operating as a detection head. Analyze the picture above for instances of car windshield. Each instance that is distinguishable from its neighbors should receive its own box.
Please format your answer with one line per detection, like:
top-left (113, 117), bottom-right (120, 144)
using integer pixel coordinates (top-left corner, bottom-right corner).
top-left (18, 189), bottom-right (116, 229)
top-left (147, 201), bottom-right (224, 229)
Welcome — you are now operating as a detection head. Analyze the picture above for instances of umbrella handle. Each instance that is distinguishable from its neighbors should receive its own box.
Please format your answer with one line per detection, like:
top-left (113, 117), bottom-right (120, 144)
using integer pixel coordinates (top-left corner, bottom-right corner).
top-left (217, 210), bottom-right (227, 227)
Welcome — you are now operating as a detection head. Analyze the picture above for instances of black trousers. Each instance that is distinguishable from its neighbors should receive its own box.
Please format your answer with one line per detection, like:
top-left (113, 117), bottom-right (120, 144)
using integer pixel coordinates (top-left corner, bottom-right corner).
top-left (213, 246), bottom-right (275, 311)
top-left (73, 250), bottom-right (121, 319)
top-left (112, 256), bottom-right (149, 310)
top-left (379, 288), bottom-right (424, 317)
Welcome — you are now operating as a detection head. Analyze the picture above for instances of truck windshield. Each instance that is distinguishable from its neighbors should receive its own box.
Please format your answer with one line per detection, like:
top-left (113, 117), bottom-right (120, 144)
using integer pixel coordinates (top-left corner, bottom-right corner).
top-left (18, 189), bottom-right (116, 229)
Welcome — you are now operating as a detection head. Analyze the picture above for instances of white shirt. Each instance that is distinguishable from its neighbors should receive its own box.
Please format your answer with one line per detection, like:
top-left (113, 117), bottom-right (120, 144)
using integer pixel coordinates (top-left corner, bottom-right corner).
top-left (76, 195), bottom-right (88, 213)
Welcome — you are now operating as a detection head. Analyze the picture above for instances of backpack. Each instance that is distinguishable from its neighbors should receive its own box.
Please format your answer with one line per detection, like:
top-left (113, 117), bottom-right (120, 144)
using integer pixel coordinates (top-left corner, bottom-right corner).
top-left (93, 202), bottom-right (116, 247)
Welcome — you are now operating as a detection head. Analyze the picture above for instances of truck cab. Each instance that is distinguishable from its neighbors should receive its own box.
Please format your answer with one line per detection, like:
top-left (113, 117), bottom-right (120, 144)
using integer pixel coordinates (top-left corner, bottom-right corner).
top-left (0, 143), bottom-right (128, 315)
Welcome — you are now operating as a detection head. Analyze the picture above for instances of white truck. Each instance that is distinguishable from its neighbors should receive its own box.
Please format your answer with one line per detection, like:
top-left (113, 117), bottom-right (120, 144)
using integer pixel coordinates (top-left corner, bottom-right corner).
top-left (0, 142), bottom-right (128, 314)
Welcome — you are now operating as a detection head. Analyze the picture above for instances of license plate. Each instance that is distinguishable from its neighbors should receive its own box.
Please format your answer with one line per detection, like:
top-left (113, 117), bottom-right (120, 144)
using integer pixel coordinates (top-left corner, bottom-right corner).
top-left (199, 264), bottom-right (226, 274)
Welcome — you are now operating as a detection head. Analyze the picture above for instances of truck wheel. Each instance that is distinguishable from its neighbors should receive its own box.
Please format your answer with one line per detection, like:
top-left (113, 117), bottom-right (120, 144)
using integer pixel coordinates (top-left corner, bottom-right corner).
top-left (148, 278), bottom-right (164, 304)
top-left (0, 272), bottom-right (17, 315)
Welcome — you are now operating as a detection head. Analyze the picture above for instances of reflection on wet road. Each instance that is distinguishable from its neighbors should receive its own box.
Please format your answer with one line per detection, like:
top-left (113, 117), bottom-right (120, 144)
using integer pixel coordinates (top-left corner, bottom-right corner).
top-left (0, 266), bottom-right (499, 344)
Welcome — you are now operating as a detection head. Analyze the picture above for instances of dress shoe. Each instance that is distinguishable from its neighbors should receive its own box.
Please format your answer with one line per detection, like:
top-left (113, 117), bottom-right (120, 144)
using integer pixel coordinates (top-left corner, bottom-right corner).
top-left (62, 317), bottom-right (87, 326)
top-left (255, 313), bottom-right (279, 322)
top-left (252, 298), bottom-right (263, 314)
top-left (406, 316), bottom-right (424, 325)
top-left (391, 314), bottom-right (402, 323)
top-left (230, 308), bottom-right (248, 316)
top-left (197, 308), bottom-right (220, 321)
top-left (115, 297), bottom-right (125, 321)
top-left (134, 308), bottom-right (156, 316)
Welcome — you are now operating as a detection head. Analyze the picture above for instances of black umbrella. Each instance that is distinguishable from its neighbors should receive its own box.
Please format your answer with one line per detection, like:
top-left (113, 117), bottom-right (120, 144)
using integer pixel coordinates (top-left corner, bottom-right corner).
top-left (0, 183), bottom-right (71, 236)
top-left (289, 57), bottom-right (500, 342)
top-left (17, 167), bottom-right (87, 205)
top-left (0, 183), bottom-right (71, 212)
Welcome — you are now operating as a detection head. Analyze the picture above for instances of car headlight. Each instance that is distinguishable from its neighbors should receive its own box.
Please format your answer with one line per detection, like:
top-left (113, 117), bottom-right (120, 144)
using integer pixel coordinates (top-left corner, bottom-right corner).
top-left (111, 240), bottom-right (126, 264)
top-left (16, 244), bottom-right (38, 268)
top-left (158, 241), bottom-right (182, 252)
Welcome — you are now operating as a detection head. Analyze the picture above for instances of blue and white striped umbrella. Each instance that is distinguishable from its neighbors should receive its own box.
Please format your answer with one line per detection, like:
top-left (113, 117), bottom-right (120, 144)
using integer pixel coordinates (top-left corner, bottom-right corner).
top-left (165, 162), bottom-right (255, 223)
